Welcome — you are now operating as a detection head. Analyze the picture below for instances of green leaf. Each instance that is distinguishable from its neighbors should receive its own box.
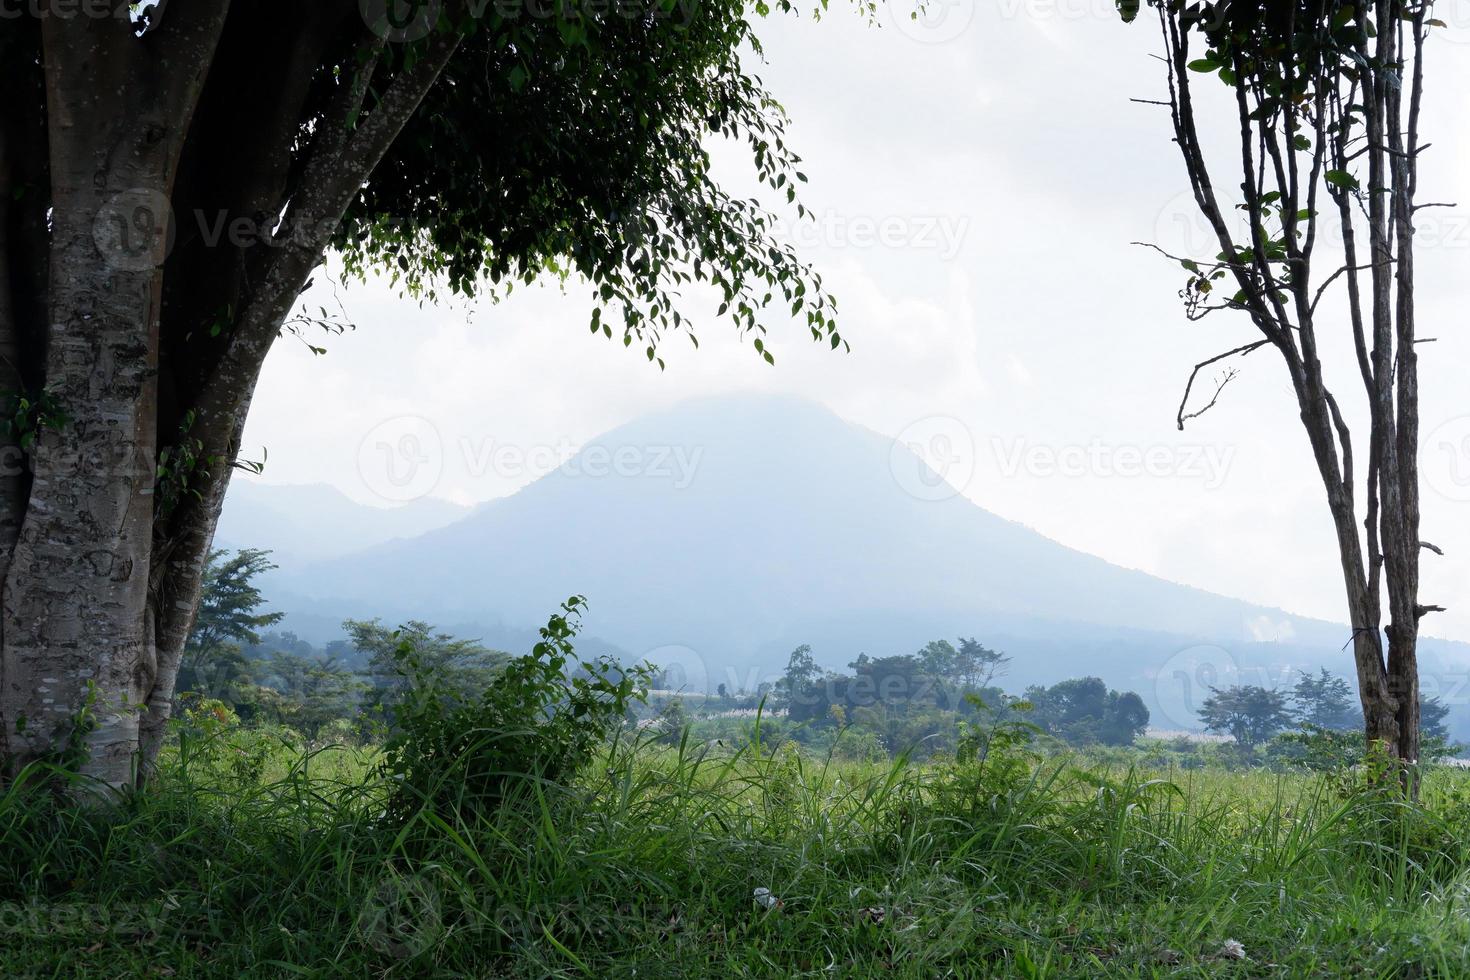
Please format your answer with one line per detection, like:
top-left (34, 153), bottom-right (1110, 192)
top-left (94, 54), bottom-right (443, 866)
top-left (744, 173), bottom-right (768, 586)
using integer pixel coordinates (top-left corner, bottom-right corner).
top-left (1115, 0), bottom-right (1140, 23)
top-left (1187, 58), bottom-right (1220, 73)
top-left (1324, 169), bottom-right (1360, 191)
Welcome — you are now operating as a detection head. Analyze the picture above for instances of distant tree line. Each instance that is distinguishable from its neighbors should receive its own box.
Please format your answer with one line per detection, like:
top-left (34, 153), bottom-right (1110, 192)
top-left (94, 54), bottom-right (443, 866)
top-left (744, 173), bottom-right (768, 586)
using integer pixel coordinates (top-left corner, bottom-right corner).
top-left (182, 548), bottom-right (1459, 766)
top-left (177, 549), bottom-right (507, 739)
top-left (1200, 670), bottom-right (1454, 753)
top-left (769, 640), bottom-right (1150, 754)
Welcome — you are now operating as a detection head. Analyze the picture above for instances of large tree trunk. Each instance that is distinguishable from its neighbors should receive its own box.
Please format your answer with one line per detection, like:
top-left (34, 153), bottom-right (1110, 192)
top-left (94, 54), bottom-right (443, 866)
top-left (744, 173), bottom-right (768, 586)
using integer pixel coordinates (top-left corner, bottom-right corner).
top-left (0, 12), bottom-right (223, 789)
top-left (0, 6), bottom-right (464, 789)
top-left (1, 39), bottom-right (166, 787)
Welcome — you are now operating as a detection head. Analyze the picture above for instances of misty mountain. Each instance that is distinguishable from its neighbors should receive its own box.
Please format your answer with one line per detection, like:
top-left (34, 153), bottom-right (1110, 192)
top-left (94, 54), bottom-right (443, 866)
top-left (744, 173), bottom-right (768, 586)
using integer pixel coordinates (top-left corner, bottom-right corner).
top-left (216, 480), bottom-right (472, 565)
top-left (244, 394), bottom-right (1470, 727)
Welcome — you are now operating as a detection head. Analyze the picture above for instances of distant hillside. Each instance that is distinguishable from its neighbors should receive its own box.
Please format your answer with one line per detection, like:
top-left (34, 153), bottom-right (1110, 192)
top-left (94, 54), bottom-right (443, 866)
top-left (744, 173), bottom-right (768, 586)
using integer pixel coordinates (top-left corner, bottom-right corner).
top-left (215, 481), bottom-right (471, 565)
top-left (239, 394), bottom-right (1470, 726)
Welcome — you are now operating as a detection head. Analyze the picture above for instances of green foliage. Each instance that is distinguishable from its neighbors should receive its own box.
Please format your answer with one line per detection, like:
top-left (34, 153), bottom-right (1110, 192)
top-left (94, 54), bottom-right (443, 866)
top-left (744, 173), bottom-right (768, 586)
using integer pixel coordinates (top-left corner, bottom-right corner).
top-left (0, 388), bottom-right (67, 453)
top-left (1199, 684), bottom-right (1294, 747)
top-left (1025, 676), bottom-right (1152, 747)
top-left (652, 696), bottom-right (691, 745)
top-left (351, 618), bottom-right (508, 720)
top-left (178, 549), bottom-right (287, 705)
top-left (11, 713), bottom-right (1470, 973)
top-left (154, 411), bottom-right (220, 520)
top-left (1290, 668), bottom-right (1358, 731)
top-left (182, 550), bottom-right (284, 673)
top-left (955, 635), bottom-right (1009, 688)
top-left (1270, 712), bottom-right (1464, 772)
top-left (1424, 695), bottom-right (1454, 742)
top-left (915, 639), bottom-right (957, 679)
top-left (243, 652), bottom-right (365, 740)
top-left (172, 695), bottom-right (306, 786)
top-left (774, 643), bottom-right (820, 710)
top-left (1268, 724), bottom-right (1366, 772)
top-left (376, 597), bottom-right (651, 825)
top-left (340, 0), bottom-right (842, 367)
top-left (955, 692), bottom-right (1038, 774)
top-left (764, 640), bottom-right (1147, 757)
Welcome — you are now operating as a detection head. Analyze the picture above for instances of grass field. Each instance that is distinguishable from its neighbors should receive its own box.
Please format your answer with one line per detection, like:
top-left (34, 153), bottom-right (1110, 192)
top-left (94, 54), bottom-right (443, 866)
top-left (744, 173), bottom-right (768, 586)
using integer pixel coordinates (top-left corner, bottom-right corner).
top-left (6, 725), bottom-right (1470, 978)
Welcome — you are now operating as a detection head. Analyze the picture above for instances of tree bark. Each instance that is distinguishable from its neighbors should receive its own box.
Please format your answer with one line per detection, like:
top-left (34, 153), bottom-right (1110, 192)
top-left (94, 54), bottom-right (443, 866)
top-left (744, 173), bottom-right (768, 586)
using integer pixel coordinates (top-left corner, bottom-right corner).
top-left (0, 110), bottom-right (25, 589)
top-left (2, 26), bottom-right (170, 786)
top-left (0, 6), bottom-right (230, 789)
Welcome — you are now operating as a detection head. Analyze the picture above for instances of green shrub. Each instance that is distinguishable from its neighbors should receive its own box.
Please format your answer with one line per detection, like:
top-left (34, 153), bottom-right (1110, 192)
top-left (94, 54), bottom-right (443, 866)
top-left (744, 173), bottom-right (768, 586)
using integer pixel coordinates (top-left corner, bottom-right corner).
top-left (377, 596), bottom-right (651, 825)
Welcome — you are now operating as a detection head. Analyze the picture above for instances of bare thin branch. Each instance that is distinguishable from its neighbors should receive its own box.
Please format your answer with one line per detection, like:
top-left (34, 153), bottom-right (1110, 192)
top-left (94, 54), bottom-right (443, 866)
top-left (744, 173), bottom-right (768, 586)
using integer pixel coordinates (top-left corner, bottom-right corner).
top-left (1176, 340), bottom-right (1269, 430)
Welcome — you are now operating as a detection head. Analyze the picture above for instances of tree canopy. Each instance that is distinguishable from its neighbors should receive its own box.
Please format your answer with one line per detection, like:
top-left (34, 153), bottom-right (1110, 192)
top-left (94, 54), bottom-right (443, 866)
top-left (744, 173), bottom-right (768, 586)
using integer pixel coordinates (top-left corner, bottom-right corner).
top-left (1200, 685), bottom-right (1294, 748)
top-left (340, 1), bottom-right (842, 364)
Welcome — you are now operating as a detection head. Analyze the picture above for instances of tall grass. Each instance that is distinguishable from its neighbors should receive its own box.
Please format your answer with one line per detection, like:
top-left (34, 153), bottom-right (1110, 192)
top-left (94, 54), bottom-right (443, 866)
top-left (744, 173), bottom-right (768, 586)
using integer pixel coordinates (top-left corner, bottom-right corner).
top-left (5, 726), bottom-right (1470, 977)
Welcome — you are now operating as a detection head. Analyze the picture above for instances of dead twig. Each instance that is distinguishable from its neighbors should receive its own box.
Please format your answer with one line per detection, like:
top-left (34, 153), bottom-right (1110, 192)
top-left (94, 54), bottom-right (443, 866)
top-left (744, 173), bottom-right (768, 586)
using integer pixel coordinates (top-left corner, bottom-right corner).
top-left (1176, 340), bottom-right (1269, 430)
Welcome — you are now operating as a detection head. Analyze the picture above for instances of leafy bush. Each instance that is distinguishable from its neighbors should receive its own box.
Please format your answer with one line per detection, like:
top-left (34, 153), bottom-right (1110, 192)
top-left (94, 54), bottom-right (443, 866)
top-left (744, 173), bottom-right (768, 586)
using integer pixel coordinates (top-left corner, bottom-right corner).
top-left (377, 596), bottom-right (651, 825)
top-left (955, 693), bottom-right (1038, 772)
top-left (1267, 725), bottom-right (1364, 772)
top-left (932, 693), bottom-right (1044, 823)
top-left (173, 693), bottom-right (305, 785)
top-left (1269, 724), bottom-right (1465, 773)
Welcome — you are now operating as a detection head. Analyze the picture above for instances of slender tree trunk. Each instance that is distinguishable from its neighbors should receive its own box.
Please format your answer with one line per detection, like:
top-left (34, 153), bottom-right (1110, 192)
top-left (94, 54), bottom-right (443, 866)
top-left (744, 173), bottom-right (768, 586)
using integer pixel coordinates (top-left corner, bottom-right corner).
top-left (1149, 2), bottom-right (1436, 791)
top-left (138, 410), bottom-right (248, 767)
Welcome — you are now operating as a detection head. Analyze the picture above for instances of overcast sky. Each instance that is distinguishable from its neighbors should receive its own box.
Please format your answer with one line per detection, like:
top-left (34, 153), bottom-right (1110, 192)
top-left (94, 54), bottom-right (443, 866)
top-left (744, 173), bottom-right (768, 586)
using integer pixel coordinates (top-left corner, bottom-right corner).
top-left (241, 2), bottom-right (1470, 642)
